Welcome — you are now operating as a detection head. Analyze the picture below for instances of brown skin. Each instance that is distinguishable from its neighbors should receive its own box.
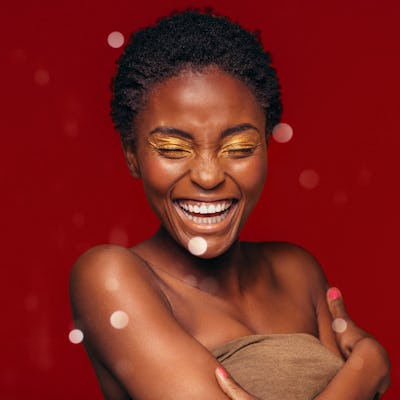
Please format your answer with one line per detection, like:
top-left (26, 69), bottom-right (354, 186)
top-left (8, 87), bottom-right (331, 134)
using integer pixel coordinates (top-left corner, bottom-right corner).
top-left (70, 67), bottom-right (390, 400)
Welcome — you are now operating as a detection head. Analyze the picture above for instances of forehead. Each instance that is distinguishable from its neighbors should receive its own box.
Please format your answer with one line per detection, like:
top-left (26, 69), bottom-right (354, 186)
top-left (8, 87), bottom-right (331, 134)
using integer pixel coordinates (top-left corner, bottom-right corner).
top-left (135, 67), bottom-right (265, 135)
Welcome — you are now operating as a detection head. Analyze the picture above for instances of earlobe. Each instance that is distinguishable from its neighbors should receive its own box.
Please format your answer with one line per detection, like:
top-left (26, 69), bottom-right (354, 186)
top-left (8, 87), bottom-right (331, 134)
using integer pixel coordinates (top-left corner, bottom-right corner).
top-left (127, 161), bottom-right (141, 178)
top-left (122, 141), bottom-right (141, 179)
top-left (126, 153), bottom-right (141, 178)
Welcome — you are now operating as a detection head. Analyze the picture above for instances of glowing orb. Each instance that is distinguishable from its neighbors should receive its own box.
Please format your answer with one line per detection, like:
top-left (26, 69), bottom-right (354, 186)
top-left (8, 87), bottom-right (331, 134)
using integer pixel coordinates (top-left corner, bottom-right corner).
top-left (332, 317), bottom-right (347, 333)
top-left (110, 310), bottom-right (129, 329)
top-left (34, 69), bottom-right (50, 86)
top-left (68, 329), bottom-right (84, 344)
top-left (188, 236), bottom-right (207, 256)
top-left (272, 123), bottom-right (293, 143)
top-left (107, 31), bottom-right (124, 48)
top-left (299, 169), bottom-right (320, 189)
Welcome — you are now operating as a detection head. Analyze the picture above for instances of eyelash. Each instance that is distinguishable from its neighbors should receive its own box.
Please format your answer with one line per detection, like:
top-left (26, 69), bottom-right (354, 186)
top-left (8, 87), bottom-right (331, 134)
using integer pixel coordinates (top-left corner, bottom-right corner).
top-left (155, 147), bottom-right (192, 159)
top-left (153, 144), bottom-right (259, 159)
top-left (222, 146), bottom-right (258, 158)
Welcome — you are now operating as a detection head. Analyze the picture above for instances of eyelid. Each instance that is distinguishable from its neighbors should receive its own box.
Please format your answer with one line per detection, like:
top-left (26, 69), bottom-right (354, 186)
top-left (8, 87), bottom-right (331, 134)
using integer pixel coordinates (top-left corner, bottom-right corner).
top-left (219, 141), bottom-right (262, 158)
top-left (147, 135), bottom-right (194, 159)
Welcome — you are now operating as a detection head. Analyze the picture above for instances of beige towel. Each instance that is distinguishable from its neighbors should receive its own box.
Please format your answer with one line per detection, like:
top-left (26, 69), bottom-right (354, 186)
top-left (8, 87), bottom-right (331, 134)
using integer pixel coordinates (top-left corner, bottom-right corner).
top-left (212, 333), bottom-right (344, 400)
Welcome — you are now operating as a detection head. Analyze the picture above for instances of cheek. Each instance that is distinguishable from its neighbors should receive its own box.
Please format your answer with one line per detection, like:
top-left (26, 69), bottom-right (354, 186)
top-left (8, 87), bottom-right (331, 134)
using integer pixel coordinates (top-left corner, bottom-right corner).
top-left (226, 155), bottom-right (267, 200)
top-left (140, 156), bottom-right (187, 198)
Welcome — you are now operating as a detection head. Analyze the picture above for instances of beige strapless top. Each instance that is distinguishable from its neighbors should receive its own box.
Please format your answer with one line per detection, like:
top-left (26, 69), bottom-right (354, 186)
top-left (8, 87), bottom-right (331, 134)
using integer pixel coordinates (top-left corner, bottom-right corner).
top-left (211, 333), bottom-right (344, 400)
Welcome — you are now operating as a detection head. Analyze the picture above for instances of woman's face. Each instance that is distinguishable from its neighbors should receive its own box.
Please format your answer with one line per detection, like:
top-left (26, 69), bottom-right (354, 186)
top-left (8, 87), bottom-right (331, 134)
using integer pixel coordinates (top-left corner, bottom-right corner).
top-left (126, 67), bottom-right (267, 258)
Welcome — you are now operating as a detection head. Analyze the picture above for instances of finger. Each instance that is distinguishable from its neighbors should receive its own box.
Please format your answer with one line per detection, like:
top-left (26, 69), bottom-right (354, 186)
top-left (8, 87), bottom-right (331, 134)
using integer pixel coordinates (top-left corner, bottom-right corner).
top-left (326, 287), bottom-right (349, 321)
top-left (215, 367), bottom-right (256, 400)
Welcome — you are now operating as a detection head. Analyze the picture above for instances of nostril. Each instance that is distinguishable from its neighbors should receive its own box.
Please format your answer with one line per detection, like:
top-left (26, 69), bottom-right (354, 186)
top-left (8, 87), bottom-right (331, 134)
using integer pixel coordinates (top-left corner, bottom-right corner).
top-left (190, 160), bottom-right (225, 190)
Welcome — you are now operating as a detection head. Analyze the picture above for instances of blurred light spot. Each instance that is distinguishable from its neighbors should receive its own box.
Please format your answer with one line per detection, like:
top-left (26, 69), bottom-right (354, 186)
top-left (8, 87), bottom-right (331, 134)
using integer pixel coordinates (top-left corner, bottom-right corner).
top-left (299, 169), bottom-right (319, 189)
top-left (358, 168), bottom-right (372, 186)
top-left (349, 354), bottom-right (364, 370)
top-left (109, 227), bottom-right (129, 247)
top-left (272, 123), bottom-right (293, 143)
top-left (25, 294), bottom-right (39, 312)
top-left (34, 68), bottom-right (50, 86)
top-left (332, 317), bottom-right (347, 333)
top-left (333, 190), bottom-right (348, 207)
top-left (64, 120), bottom-right (79, 138)
top-left (69, 328), bottom-right (84, 344)
top-left (107, 31), bottom-right (124, 48)
top-left (72, 212), bottom-right (85, 229)
top-left (110, 310), bottom-right (129, 329)
top-left (188, 236), bottom-right (207, 256)
top-left (183, 274), bottom-right (198, 287)
top-left (199, 277), bottom-right (219, 294)
top-left (105, 277), bottom-right (119, 292)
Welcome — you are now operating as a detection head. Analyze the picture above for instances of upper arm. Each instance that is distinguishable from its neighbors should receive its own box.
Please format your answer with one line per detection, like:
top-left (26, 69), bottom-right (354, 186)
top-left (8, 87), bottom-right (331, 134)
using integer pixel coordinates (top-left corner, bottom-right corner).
top-left (69, 245), bottom-right (229, 400)
top-left (295, 245), bottom-right (345, 360)
top-left (271, 242), bottom-right (344, 360)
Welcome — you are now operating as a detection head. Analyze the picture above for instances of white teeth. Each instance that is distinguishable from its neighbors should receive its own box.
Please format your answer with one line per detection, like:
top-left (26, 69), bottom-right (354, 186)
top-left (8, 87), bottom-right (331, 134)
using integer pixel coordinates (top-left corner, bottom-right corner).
top-left (200, 205), bottom-right (207, 214)
top-left (178, 200), bottom-right (233, 215)
top-left (180, 209), bottom-right (230, 224)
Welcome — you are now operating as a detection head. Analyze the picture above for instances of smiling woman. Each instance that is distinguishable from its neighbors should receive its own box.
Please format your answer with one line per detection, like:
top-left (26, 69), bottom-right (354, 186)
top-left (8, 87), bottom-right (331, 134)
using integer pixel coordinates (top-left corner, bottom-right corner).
top-left (69, 9), bottom-right (390, 400)
top-left (126, 68), bottom-right (267, 258)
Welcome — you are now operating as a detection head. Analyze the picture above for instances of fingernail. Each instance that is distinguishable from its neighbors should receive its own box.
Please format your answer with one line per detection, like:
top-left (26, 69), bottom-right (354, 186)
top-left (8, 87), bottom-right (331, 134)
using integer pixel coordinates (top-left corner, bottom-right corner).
top-left (327, 287), bottom-right (341, 300)
top-left (216, 366), bottom-right (229, 378)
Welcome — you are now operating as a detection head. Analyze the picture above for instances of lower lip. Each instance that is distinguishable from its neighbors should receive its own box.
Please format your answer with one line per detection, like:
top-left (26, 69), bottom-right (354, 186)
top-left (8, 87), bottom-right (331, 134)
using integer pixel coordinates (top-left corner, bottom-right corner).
top-left (174, 202), bottom-right (238, 232)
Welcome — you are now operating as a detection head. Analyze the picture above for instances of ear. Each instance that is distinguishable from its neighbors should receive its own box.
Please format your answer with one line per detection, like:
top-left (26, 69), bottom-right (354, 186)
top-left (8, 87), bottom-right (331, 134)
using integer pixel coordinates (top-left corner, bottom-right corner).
top-left (121, 140), bottom-right (141, 179)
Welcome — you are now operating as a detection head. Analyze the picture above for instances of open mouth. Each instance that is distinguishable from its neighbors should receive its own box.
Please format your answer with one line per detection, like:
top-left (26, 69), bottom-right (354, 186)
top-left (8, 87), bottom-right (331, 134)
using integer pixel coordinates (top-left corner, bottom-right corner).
top-left (174, 199), bottom-right (237, 225)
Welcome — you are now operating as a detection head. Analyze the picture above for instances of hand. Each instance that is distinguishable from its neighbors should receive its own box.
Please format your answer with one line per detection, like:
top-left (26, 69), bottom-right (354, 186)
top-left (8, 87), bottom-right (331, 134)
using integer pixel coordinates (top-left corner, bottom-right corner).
top-left (215, 367), bottom-right (260, 400)
top-left (326, 287), bottom-right (391, 395)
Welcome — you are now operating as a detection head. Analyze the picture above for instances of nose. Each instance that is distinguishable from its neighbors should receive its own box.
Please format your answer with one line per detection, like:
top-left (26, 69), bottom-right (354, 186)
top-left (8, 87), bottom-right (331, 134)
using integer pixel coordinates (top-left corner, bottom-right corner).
top-left (190, 155), bottom-right (225, 190)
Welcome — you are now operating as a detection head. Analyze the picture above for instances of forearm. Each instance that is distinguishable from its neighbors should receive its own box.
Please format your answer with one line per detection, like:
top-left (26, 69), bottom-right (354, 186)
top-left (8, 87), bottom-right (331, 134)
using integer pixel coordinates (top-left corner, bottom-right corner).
top-left (314, 338), bottom-right (390, 400)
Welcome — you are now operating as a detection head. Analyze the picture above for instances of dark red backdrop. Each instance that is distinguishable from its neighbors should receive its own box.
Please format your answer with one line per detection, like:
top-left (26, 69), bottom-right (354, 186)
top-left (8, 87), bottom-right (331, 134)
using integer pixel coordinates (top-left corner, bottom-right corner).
top-left (2, 0), bottom-right (399, 398)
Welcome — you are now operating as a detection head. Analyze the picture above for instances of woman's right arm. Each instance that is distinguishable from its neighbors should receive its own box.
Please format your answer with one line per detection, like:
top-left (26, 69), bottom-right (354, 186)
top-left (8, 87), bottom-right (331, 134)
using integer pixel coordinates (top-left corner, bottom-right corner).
top-left (69, 245), bottom-right (233, 400)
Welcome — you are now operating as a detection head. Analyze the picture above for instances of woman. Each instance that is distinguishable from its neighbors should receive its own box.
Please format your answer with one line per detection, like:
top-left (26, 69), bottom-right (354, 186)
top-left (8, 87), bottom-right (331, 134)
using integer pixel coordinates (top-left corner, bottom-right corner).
top-left (69, 10), bottom-right (390, 399)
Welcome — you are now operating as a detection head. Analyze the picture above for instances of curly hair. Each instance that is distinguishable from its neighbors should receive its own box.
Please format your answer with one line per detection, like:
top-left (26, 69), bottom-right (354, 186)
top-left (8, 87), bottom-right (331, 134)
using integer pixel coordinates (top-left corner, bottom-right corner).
top-left (111, 9), bottom-right (282, 144)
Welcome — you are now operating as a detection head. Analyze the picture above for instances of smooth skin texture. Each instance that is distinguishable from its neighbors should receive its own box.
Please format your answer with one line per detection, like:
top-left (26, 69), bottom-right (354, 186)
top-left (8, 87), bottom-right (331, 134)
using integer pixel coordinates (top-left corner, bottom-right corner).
top-left (70, 67), bottom-right (390, 399)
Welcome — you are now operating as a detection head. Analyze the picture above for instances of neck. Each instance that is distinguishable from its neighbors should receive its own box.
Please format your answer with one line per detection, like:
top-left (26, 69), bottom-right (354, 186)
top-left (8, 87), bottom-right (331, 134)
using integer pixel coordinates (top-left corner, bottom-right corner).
top-left (145, 226), bottom-right (249, 298)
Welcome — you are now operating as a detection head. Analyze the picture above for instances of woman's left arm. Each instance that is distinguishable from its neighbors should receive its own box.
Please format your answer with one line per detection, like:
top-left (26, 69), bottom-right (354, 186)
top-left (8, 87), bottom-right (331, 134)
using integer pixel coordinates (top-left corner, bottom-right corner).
top-left (313, 287), bottom-right (390, 399)
top-left (216, 245), bottom-right (391, 400)
top-left (216, 286), bottom-right (390, 400)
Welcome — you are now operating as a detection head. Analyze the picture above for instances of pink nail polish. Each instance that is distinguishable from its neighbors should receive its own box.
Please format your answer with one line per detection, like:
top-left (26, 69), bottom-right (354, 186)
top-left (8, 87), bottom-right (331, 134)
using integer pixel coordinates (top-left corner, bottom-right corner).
top-left (328, 287), bottom-right (341, 300)
top-left (216, 366), bottom-right (229, 378)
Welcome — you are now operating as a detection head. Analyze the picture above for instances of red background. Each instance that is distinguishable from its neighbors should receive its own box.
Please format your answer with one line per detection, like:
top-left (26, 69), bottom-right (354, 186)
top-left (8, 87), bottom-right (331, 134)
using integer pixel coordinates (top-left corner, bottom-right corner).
top-left (2, 0), bottom-right (399, 398)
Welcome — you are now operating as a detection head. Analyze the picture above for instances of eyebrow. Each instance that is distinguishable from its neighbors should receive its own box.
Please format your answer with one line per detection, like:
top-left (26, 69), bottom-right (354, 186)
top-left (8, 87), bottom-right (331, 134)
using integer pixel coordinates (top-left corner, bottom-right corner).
top-left (148, 123), bottom-right (260, 139)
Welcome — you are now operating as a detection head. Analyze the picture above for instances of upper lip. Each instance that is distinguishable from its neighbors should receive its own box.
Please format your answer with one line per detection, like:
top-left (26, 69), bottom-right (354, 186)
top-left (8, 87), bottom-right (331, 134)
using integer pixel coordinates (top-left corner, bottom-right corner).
top-left (173, 197), bottom-right (238, 203)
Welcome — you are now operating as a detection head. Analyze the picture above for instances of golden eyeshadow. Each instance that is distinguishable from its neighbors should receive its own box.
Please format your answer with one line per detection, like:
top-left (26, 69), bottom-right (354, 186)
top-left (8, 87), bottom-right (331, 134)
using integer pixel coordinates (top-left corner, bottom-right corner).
top-left (147, 134), bottom-right (194, 157)
top-left (219, 134), bottom-right (262, 156)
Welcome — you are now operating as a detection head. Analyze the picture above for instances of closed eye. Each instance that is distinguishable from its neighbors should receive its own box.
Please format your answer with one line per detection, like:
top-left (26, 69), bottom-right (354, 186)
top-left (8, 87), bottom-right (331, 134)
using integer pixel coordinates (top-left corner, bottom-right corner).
top-left (154, 146), bottom-right (192, 159)
top-left (220, 144), bottom-right (260, 158)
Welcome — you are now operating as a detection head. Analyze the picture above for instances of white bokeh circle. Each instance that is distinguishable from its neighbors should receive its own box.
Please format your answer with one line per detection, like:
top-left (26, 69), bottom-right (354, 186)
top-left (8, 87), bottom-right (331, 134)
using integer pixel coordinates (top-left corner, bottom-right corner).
top-left (272, 123), bottom-right (293, 143)
top-left (110, 310), bottom-right (129, 329)
top-left (188, 236), bottom-right (208, 256)
top-left (107, 31), bottom-right (124, 48)
top-left (332, 317), bottom-right (348, 333)
top-left (299, 169), bottom-right (320, 189)
top-left (68, 328), bottom-right (84, 344)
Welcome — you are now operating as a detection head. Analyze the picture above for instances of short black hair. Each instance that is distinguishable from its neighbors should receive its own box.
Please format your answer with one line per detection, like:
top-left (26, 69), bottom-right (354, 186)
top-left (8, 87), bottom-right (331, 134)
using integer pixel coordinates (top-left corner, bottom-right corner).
top-left (111, 9), bottom-right (282, 144)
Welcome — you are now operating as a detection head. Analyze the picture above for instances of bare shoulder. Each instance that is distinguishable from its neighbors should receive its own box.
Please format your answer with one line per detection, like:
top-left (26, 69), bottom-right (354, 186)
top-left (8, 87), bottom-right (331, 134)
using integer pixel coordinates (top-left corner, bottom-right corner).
top-left (255, 241), bottom-right (343, 358)
top-left (256, 241), bottom-right (329, 295)
top-left (70, 244), bottom-right (149, 282)
top-left (70, 244), bottom-right (167, 308)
